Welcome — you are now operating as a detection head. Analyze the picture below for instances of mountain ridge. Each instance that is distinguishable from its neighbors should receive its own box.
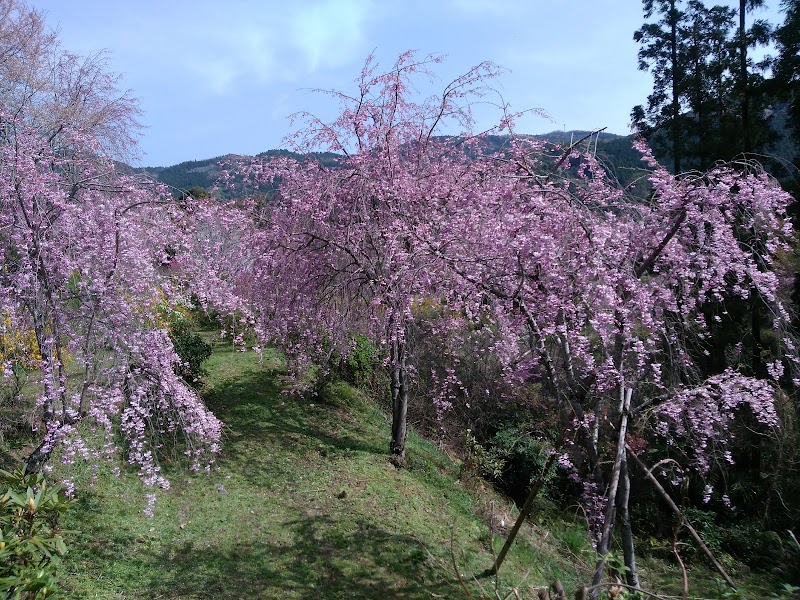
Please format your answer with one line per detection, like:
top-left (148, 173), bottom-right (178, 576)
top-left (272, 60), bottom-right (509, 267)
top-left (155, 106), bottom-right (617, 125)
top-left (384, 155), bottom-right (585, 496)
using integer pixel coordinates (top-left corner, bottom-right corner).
top-left (131, 130), bottom-right (631, 195)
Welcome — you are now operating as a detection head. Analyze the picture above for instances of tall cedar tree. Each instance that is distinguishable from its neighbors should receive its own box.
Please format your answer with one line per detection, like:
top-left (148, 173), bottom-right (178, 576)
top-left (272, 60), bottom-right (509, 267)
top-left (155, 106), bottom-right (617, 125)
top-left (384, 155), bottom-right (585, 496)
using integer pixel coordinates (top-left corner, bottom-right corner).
top-left (634, 0), bottom-right (773, 172)
top-left (774, 0), bottom-right (800, 149)
top-left (633, 0), bottom-right (686, 173)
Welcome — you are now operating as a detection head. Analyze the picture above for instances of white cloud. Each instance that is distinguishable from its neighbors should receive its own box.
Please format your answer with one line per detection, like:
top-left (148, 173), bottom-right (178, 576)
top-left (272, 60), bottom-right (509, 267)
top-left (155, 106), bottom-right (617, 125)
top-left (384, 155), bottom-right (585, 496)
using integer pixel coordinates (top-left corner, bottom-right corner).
top-left (173, 11), bottom-right (283, 95)
top-left (153, 0), bottom-right (374, 94)
top-left (184, 58), bottom-right (239, 95)
top-left (290, 0), bottom-right (371, 70)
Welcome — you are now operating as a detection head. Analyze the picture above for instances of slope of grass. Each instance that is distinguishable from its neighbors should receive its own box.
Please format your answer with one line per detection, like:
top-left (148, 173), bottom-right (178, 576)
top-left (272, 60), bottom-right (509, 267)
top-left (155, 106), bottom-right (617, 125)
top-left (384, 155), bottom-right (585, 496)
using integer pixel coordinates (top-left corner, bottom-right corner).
top-left (52, 340), bottom-right (585, 599)
top-left (11, 336), bottom-right (781, 599)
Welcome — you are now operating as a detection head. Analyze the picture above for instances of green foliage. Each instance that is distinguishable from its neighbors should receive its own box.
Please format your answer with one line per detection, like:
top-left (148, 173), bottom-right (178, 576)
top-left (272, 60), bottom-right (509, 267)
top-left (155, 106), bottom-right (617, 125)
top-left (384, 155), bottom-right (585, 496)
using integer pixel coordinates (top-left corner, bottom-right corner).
top-left (166, 313), bottom-right (212, 387)
top-left (710, 580), bottom-right (747, 599)
top-left (0, 468), bottom-right (73, 599)
top-left (714, 581), bottom-right (800, 600)
top-left (771, 583), bottom-right (800, 600)
top-left (556, 524), bottom-right (591, 558)
top-left (682, 506), bottom-right (790, 572)
top-left (180, 186), bottom-right (209, 200)
top-left (133, 150), bottom-right (344, 201)
top-left (337, 334), bottom-right (378, 388)
top-left (720, 524), bottom-right (783, 568)
top-left (137, 158), bottom-right (222, 194)
top-left (486, 424), bottom-right (555, 503)
top-left (460, 429), bottom-right (506, 480)
top-left (603, 550), bottom-right (631, 580)
top-left (682, 507), bottom-right (725, 560)
top-left (774, 530), bottom-right (800, 588)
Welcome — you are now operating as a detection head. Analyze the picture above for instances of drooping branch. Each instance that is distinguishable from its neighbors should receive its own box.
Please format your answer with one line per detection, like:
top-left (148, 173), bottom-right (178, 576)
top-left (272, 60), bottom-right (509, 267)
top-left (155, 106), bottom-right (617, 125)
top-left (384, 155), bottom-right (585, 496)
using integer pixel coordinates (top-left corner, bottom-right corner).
top-left (626, 446), bottom-right (736, 589)
top-left (634, 207), bottom-right (687, 278)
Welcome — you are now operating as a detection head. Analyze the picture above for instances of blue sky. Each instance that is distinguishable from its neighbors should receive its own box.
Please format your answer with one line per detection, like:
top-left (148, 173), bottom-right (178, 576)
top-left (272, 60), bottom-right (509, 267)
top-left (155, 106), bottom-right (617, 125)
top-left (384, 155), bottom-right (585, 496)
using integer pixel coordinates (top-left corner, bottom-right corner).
top-left (30, 0), bottom-right (785, 167)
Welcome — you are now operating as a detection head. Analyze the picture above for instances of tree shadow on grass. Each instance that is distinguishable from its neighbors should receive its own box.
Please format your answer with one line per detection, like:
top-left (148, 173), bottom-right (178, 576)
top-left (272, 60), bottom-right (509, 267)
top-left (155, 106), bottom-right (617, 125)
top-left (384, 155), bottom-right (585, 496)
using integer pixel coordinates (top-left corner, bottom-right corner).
top-left (203, 369), bottom-right (385, 483)
top-left (146, 513), bottom-right (457, 599)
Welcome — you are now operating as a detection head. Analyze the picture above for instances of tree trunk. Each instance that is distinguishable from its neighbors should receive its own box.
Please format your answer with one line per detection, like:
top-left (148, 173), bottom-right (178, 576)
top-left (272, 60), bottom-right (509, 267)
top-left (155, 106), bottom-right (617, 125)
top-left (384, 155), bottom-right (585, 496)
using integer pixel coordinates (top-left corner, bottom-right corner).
top-left (617, 454), bottom-right (640, 589)
top-left (739, 0), bottom-right (752, 154)
top-left (750, 294), bottom-right (765, 378)
top-left (389, 338), bottom-right (408, 458)
top-left (25, 303), bottom-right (57, 475)
top-left (25, 440), bottom-right (52, 475)
top-left (590, 386), bottom-right (632, 599)
top-left (670, 0), bottom-right (682, 173)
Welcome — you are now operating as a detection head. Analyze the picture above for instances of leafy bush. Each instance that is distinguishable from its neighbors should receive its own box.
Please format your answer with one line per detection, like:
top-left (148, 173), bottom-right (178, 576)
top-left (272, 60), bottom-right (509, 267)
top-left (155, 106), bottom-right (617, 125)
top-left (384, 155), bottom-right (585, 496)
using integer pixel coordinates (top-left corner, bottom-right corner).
top-left (168, 317), bottom-right (213, 387)
top-left (0, 468), bottom-right (73, 598)
top-left (337, 334), bottom-right (378, 388)
top-left (0, 313), bottom-right (40, 445)
top-left (778, 532), bottom-right (800, 587)
top-left (460, 429), bottom-right (505, 480)
top-left (681, 507), bottom-right (725, 561)
top-left (0, 369), bottom-right (31, 447)
top-left (720, 523), bottom-right (783, 568)
top-left (681, 506), bottom-right (794, 576)
top-left (0, 313), bottom-right (41, 373)
top-left (486, 424), bottom-right (555, 504)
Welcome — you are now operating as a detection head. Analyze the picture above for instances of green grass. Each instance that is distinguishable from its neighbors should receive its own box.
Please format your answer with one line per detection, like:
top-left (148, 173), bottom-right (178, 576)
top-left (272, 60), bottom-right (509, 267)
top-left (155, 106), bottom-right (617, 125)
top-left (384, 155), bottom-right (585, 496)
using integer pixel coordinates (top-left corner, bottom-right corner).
top-left (4, 336), bottom-right (787, 599)
top-left (51, 339), bottom-right (581, 599)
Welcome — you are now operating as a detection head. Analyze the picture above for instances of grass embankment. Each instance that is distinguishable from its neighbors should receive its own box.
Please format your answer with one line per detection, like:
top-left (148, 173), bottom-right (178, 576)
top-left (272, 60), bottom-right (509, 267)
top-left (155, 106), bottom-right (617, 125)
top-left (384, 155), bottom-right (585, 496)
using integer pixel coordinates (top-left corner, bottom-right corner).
top-left (11, 337), bottom-right (776, 599)
top-left (55, 339), bottom-right (582, 599)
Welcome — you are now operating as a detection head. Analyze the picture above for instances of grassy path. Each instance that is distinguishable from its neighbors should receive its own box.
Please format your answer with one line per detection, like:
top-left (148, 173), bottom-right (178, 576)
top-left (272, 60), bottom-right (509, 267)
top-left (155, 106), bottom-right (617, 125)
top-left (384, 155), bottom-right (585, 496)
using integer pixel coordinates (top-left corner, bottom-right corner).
top-left (58, 340), bottom-right (573, 599)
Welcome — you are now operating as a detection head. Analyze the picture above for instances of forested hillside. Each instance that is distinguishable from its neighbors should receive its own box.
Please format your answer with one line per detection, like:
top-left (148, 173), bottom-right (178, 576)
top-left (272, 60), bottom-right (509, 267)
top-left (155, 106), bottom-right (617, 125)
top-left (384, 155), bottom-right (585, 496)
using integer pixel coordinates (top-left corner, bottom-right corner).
top-left (135, 120), bottom-right (798, 205)
top-left (134, 132), bottom-right (642, 196)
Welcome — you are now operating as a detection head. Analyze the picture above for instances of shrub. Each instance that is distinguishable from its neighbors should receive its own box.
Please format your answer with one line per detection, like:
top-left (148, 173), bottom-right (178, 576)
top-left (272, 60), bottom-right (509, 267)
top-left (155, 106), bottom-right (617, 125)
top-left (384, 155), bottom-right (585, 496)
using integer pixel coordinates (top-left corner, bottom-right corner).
top-left (460, 429), bottom-right (506, 481)
top-left (0, 313), bottom-right (40, 446)
top-left (486, 424), bottom-right (555, 504)
top-left (168, 317), bottom-right (213, 387)
top-left (719, 523), bottom-right (784, 568)
top-left (0, 468), bottom-right (73, 598)
top-left (0, 369), bottom-right (32, 447)
top-left (337, 334), bottom-right (378, 388)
